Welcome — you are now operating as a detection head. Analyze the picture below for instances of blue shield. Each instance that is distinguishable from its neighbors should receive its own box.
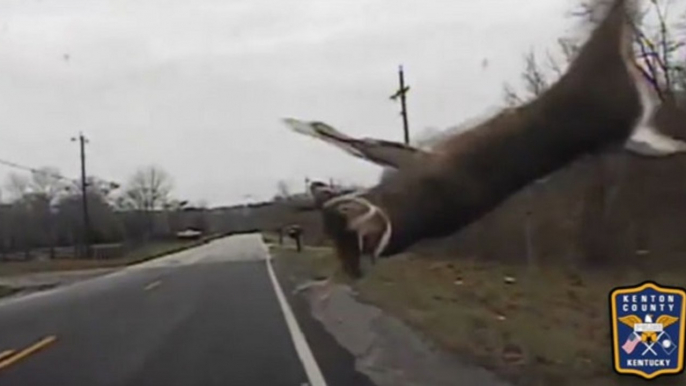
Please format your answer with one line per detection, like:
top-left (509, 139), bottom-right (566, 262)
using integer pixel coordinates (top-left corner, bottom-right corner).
top-left (610, 281), bottom-right (686, 379)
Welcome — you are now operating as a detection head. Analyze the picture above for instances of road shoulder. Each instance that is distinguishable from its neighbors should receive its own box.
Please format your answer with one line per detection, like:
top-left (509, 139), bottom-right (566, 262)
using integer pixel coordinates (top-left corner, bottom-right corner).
top-left (270, 244), bottom-right (511, 386)
top-left (270, 249), bottom-right (380, 386)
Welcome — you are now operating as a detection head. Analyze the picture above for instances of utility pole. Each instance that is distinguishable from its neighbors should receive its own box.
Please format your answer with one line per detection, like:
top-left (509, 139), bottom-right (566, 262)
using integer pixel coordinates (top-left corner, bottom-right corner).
top-left (72, 133), bottom-right (91, 258)
top-left (390, 65), bottom-right (411, 145)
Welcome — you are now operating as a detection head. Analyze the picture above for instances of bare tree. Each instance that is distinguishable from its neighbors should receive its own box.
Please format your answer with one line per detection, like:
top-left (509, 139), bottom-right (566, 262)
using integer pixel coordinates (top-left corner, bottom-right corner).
top-left (672, 8), bottom-right (686, 95)
top-left (119, 166), bottom-right (174, 238)
top-left (30, 167), bottom-right (66, 199)
top-left (503, 36), bottom-right (583, 106)
top-left (121, 166), bottom-right (173, 212)
top-left (574, 0), bottom-right (685, 98)
top-left (28, 167), bottom-right (68, 258)
top-left (5, 173), bottom-right (30, 201)
top-left (0, 168), bottom-right (126, 258)
top-left (3, 174), bottom-right (33, 257)
top-left (56, 188), bottom-right (123, 246)
top-left (506, 1), bottom-right (684, 104)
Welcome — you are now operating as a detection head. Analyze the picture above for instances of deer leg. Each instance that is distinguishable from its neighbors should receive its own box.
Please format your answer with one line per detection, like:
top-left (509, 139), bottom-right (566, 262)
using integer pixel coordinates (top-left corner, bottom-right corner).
top-left (622, 54), bottom-right (686, 157)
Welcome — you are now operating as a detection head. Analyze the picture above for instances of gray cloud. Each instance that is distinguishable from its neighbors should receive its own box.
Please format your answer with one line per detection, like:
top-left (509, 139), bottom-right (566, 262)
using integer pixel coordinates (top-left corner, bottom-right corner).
top-left (0, 0), bottom-right (574, 206)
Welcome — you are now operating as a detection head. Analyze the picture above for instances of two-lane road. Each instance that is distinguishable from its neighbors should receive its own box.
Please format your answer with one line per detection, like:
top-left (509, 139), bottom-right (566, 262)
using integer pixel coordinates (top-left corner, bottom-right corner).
top-left (0, 234), bottom-right (374, 386)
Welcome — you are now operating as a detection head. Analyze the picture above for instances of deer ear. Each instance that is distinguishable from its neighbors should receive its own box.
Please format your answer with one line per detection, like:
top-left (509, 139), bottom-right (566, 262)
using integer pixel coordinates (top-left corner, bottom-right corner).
top-left (309, 182), bottom-right (336, 206)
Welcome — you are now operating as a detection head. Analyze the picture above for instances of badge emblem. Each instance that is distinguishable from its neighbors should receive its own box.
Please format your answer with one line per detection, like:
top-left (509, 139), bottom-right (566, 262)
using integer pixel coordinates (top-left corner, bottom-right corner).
top-left (610, 281), bottom-right (686, 379)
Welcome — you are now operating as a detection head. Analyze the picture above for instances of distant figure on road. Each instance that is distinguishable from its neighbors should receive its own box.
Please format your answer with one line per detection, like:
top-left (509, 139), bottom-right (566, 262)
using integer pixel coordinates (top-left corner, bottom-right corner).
top-left (277, 227), bottom-right (284, 245)
top-left (285, 224), bottom-right (303, 252)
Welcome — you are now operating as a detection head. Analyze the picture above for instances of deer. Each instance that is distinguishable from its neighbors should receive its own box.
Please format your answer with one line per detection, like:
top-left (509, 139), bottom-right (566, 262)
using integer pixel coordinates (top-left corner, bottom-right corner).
top-left (283, 0), bottom-right (686, 280)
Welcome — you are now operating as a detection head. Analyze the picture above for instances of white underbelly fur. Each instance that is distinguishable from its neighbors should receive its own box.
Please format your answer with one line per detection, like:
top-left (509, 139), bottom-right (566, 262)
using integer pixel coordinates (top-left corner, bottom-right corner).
top-left (623, 24), bottom-right (686, 156)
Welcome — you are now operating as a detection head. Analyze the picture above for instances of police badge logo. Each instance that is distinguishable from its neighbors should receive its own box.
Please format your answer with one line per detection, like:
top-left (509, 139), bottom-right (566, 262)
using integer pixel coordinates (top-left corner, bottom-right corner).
top-left (610, 281), bottom-right (686, 379)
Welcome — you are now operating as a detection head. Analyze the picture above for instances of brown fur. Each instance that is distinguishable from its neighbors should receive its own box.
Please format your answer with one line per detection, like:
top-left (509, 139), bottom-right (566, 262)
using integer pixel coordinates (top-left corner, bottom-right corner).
top-left (326, 0), bottom-right (644, 259)
top-left (310, 183), bottom-right (363, 277)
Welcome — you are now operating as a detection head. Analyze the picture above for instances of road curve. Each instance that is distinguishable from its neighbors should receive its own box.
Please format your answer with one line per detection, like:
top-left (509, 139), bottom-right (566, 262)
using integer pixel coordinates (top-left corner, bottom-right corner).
top-left (0, 234), bottom-right (374, 386)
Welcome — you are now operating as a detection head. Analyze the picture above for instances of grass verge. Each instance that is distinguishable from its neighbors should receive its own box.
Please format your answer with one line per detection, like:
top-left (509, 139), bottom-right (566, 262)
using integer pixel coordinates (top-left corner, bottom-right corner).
top-left (0, 234), bottom-right (227, 277)
top-left (270, 243), bottom-right (686, 386)
top-left (0, 285), bottom-right (17, 299)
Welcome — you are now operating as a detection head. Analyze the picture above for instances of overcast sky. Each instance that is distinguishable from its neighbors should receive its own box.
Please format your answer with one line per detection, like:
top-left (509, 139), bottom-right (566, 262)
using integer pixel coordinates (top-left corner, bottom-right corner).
top-left (0, 0), bottom-right (579, 207)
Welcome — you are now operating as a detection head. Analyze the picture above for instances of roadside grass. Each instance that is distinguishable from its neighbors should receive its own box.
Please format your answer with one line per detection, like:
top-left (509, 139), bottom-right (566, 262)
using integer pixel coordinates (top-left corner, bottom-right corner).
top-left (0, 234), bottom-right (226, 278)
top-left (262, 232), bottom-right (280, 245)
top-left (0, 285), bottom-right (17, 299)
top-left (270, 242), bottom-right (686, 386)
top-left (268, 242), bottom-right (340, 280)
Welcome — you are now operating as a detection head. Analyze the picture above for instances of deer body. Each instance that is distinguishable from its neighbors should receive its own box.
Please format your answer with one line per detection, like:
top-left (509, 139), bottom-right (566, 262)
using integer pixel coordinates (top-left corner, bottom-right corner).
top-left (286, 0), bottom-right (686, 276)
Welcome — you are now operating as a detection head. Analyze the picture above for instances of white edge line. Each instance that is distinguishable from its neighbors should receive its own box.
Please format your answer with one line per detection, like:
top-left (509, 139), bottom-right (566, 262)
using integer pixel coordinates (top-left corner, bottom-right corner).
top-left (264, 245), bottom-right (328, 386)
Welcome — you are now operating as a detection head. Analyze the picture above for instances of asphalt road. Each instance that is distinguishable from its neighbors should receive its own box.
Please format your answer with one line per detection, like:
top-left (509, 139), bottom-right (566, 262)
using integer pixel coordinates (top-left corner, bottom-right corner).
top-left (0, 234), bottom-right (375, 386)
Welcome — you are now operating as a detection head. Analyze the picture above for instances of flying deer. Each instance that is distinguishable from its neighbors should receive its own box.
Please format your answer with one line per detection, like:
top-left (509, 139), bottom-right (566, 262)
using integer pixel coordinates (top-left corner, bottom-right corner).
top-left (284, 0), bottom-right (686, 278)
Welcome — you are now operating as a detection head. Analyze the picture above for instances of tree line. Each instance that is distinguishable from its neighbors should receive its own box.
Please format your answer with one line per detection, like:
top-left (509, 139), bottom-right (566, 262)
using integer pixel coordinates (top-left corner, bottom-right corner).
top-left (0, 165), bottom-right (209, 259)
top-left (504, 0), bottom-right (685, 104)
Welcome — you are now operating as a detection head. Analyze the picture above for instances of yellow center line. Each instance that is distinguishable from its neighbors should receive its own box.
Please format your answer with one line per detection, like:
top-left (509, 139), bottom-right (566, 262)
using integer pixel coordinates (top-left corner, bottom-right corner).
top-left (144, 281), bottom-right (162, 291)
top-left (0, 350), bottom-right (15, 362)
top-left (0, 336), bottom-right (57, 370)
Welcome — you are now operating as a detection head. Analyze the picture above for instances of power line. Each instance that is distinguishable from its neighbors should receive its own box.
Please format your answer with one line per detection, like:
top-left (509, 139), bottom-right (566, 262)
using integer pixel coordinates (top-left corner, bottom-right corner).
top-left (0, 140), bottom-right (121, 258)
top-left (0, 157), bottom-right (80, 185)
top-left (0, 156), bottom-right (119, 191)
